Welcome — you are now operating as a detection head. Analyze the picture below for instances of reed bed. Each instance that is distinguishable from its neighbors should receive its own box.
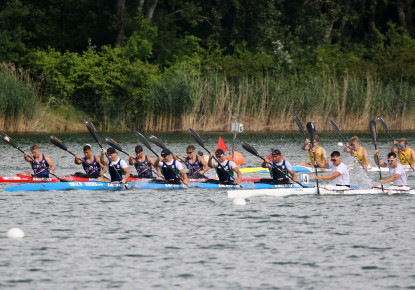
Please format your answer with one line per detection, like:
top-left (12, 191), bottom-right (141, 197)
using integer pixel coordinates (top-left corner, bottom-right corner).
top-left (143, 70), bottom-right (415, 132)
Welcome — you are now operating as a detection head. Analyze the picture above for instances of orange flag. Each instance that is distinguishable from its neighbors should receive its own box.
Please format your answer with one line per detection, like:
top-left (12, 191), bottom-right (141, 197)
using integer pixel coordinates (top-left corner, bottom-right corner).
top-left (216, 136), bottom-right (228, 153)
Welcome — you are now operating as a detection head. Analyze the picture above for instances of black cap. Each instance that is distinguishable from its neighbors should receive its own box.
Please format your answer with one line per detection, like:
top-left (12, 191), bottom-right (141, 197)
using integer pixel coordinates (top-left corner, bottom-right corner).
top-left (272, 149), bottom-right (281, 155)
top-left (161, 148), bottom-right (171, 156)
top-left (215, 149), bottom-right (224, 155)
top-left (107, 147), bottom-right (116, 154)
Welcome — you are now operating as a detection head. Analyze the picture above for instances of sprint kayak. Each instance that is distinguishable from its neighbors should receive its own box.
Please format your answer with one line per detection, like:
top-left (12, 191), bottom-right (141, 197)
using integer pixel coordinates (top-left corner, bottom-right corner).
top-left (5, 181), bottom-right (311, 192)
top-left (240, 165), bottom-right (414, 174)
top-left (227, 186), bottom-right (414, 198)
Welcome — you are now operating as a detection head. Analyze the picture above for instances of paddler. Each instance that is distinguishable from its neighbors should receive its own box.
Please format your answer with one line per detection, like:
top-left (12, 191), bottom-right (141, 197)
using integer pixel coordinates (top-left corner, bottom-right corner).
top-left (100, 147), bottom-right (130, 184)
top-left (129, 145), bottom-right (161, 178)
top-left (206, 149), bottom-right (242, 185)
top-left (175, 145), bottom-right (209, 178)
top-left (374, 150), bottom-right (408, 186)
top-left (259, 149), bottom-right (297, 184)
top-left (21, 144), bottom-right (56, 177)
top-left (391, 138), bottom-right (415, 169)
top-left (154, 149), bottom-right (189, 186)
top-left (315, 151), bottom-right (351, 187)
top-left (74, 144), bottom-right (107, 181)
top-left (298, 135), bottom-right (328, 168)
top-left (344, 136), bottom-right (370, 170)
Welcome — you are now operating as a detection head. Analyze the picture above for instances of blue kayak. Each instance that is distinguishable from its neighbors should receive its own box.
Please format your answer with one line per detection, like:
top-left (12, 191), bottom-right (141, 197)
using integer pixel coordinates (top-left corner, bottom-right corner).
top-left (5, 181), bottom-right (312, 191)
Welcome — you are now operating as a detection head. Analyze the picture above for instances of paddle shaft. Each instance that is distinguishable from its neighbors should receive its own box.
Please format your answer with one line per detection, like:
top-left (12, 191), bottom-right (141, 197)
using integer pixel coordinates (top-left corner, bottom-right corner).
top-left (259, 155), bottom-right (307, 188)
top-left (148, 135), bottom-right (192, 168)
top-left (306, 122), bottom-right (320, 194)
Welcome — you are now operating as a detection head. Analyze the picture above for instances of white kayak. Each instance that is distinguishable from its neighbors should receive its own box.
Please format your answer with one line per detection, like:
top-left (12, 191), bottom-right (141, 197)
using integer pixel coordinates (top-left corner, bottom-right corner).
top-left (241, 165), bottom-right (414, 174)
top-left (227, 185), bottom-right (414, 199)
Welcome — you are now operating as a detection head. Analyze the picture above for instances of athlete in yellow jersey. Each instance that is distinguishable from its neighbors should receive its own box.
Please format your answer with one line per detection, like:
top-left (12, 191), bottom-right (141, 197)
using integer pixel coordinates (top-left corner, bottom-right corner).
top-left (391, 138), bottom-right (415, 169)
top-left (344, 136), bottom-right (370, 170)
top-left (299, 135), bottom-right (328, 168)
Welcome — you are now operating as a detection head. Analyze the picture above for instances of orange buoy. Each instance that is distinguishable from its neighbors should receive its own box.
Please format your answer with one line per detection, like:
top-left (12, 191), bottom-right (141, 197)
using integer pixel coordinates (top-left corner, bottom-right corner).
top-left (226, 151), bottom-right (244, 166)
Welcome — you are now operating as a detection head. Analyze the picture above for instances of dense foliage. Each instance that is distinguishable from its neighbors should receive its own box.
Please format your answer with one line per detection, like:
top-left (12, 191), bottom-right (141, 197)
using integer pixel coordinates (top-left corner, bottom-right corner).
top-left (1, 0), bottom-right (415, 130)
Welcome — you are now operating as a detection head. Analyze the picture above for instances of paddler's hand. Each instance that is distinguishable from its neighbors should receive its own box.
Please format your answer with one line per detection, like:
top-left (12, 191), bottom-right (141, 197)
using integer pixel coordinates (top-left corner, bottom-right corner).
top-left (380, 179), bottom-right (386, 184)
top-left (374, 149), bottom-right (379, 156)
top-left (101, 148), bottom-right (107, 155)
top-left (129, 155), bottom-right (134, 160)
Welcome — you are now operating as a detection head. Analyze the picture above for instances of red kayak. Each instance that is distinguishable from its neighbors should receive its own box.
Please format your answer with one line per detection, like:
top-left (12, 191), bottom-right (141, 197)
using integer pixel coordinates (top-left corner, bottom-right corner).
top-left (0, 174), bottom-right (261, 183)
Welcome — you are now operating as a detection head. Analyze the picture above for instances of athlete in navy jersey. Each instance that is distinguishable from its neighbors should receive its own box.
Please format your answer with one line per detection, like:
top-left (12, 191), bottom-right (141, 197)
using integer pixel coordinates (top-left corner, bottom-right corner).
top-left (176, 145), bottom-right (209, 178)
top-left (74, 144), bottom-right (107, 181)
top-left (259, 149), bottom-right (297, 184)
top-left (206, 149), bottom-right (242, 185)
top-left (129, 145), bottom-right (161, 178)
top-left (21, 144), bottom-right (56, 177)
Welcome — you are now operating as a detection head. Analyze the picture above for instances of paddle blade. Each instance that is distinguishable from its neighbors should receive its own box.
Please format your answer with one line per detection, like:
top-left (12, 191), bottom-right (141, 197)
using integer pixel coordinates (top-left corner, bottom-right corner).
top-left (369, 120), bottom-right (378, 144)
top-left (377, 116), bottom-right (389, 133)
top-left (294, 115), bottom-right (305, 137)
top-left (188, 128), bottom-right (205, 148)
top-left (241, 142), bottom-right (260, 157)
top-left (105, 137), bottom-right (123, 152)
top-left (85, 120), bottom-right (102, 147)
top-left (148, 135), bottom-right (168, 150)
top-left (0, 132), bottom-right (18, 148)
top-left (306, 122), bottom-right (316, 147)
top-left (50, 136), bottom-right (68, 151)
top-left (135, 132), bottom-right (153, 151)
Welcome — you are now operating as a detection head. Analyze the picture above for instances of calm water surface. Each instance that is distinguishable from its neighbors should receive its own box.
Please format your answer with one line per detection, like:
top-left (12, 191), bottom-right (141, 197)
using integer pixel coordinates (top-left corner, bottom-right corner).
top-left (1, 132), bottom-right (415, 289)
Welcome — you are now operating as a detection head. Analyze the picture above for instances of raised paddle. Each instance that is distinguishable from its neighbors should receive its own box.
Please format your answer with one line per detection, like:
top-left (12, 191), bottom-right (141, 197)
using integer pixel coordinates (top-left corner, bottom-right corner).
top-left (50, 136), bottom-right (91, 167)
top-left (378, 116), bottom-right (415, 171)
top-left (369, 120), bottom-right (384, 192)
top-left (148, 135), bottom-right (192, 168)
top-left (85, 121), bottom-right (124, 183)
top-left (0, 132), bottom-right (67, 182)
top-left (294, 115), bottom-right (306, 140)
top-left (241, 141), bottom-right (307, 188)
top-left (330, 120), bottom-right (367, 171)
top-left (188, 128), bottom-right (240, 184)
top-left (105, 137), bottom-right (158, 176)
top-left (135, 132), bottom-right (189, 187)
top-left (306, 122), bottom-right (320, 194)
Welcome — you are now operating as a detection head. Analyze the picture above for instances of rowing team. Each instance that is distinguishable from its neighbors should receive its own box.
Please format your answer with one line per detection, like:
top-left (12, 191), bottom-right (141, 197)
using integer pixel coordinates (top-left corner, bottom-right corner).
top-left (297, 135), bottom-right (410, 186)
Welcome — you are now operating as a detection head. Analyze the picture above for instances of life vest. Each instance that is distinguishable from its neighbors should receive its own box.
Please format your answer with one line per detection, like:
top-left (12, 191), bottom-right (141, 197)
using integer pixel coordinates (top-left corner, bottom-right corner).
top-left (308, 147), bottom-right (324, 164)
top-left (134, 155), bottom-right (153, 177)
top-left (216, 160), bottom-right (235, 183)
top-left (186, 155), bottom-right (203, 174)
top-left (269, 160), bottom-right (289, 182)
top-left (398, 148), bottom-right (414, 165)
top-left (108, 159), bottom-right (124, 182)
top-left (32, 154), bottom-right (50, 176)
top-left (161, 160), bottom-right (180, 182)
top-left (83, 156), bottom-right (102, 175)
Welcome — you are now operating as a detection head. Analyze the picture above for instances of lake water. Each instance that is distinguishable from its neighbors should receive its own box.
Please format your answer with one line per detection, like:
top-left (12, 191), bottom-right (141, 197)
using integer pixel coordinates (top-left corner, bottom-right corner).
top-left (1, 131), bottom-right (415, 289)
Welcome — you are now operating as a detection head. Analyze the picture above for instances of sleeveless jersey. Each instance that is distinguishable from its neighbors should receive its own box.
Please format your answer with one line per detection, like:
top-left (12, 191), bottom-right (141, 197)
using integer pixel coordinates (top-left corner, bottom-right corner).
top-left (308, 147), bottom-right (325, 164)
top-left (108, 159), bottom-right (124, 182)
top-left (186, 155), bottom-right (203, 174)
top-left (83, 156), bottom-right (102, 175)
top-left (134, 155), bottom-right (153, 177)
top-left (32, 154), bottom-right (50, 176)
top-left (269, 160), bottom-right (289, 182)
top-left (216, 160), bottom-right (235, 183)
top-left (161, 160), bottom-right (180, 182)
top-left (398, 148), bottom-right (414, 165)
top-left (353, 147), bottom-right (368, 165)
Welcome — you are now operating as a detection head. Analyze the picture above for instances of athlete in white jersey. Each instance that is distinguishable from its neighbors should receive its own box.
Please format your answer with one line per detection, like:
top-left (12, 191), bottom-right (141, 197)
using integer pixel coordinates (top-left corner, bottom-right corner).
top-left (374, 150), bottom-right (408, 186)
top-left (315, 151), bottom-right (351, 186)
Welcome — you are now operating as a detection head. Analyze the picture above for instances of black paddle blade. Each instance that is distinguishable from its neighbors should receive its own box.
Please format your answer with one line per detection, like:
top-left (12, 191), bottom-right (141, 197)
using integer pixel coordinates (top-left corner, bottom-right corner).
top-left (330, 120), bottom-right (342, 137)
top-left (85, 120), bottom-right (102, 147)
top-left (369, 120), bottom-right (378, 144)
top-left (105, 137), bottom-right (123, 152)
top-left (188, 128), bottom-right (205, 148)
top-left (135, 132), bottom-right (153, 151)
top-left (377, 116), bottom-right (389, 133)
top-left (50, 136), bottom-right (68, 151)
top-left (294, 115), bottom-right (305, 137)
top-left (0, 132), bottom-right (18, 148)
top-left (306, 122), bottom-right (316, 147)
top-left (148, 135), bottom-right (168, 150)
top-left (241, 142), bottom-right (259, 157)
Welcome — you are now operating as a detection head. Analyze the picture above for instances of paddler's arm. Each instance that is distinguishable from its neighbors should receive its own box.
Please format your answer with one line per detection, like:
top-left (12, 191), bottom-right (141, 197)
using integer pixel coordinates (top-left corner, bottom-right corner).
top-left (74, 155), bottom-right (83, 165)
top-left (100, 149), bottom-right (108, 165)
top-left (362, 147), bottom-right (370, 170)
top-left (261, 158), bottom-right (269, 168)
top-left (410, 149), bottom-right (415, 169)
top-left (154, 156), bottom-right (161, 168)
top-left (208, 153), bottom-right (215, 168)
top-left (391, 141), bottom-right (398, 153)
top-left (373, 150), bottom-right (387, 167)
top-left (128, 155), bottom-right (136, 165)
top-left (301, 139), bottom-right (311, 150)
top-left (314, 149), bottom-right (329, 169)
top-left (233, 166), bottom-right (242, 185)
top-left (198, 157), bottom-right (209, 175)
top-left (44, 155), bottom-right (56, 174)
top-left (321, 148), bottom-right (329, 164)
top-left (288, 169), bottom-right (297, 182)
top-left (380, 173), bottom-right (401, 184)
top-left (97, 157), bottom-right (107, 176)
top-left (180, 169), bottom-right (190, 188)
top-left (148, 156), bottom-right (162, 177)
top-left (344, 143), bottom-right (352, 153)
top-left (24, 152), bottom-right (32, 163)
top-left (315, 171), bottom-right (341, 180)
top-left (121, 166), bottom-right (130, 184)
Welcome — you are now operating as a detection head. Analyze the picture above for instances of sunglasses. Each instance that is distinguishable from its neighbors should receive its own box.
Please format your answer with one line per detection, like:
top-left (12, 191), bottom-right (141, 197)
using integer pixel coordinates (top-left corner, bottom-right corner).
top-left (187, 151), bottom-right (193, 154)
top-left (161, 154), bottom-right (168, 158)
top-left (399, 144), bottom-right (405, 148)
top-left (215, 154), bottom-right (223, 157)
top-left (331, 157), bottom-right (340, 162)
top-left (387, 158), bottom-right (396, 163)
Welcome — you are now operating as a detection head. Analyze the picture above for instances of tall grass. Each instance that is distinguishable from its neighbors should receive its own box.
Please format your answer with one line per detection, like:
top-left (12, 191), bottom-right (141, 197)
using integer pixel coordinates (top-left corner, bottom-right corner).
top-left (144, 70), bottom-right (415, 132)
top-left (0, 63), bottom-right (38, 131)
